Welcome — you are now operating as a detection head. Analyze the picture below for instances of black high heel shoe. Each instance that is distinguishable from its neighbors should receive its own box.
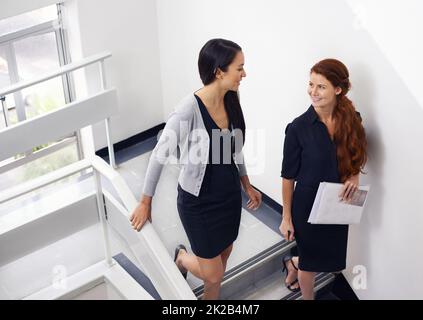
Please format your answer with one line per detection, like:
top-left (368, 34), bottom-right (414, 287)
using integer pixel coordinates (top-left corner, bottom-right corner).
top-left (174, 244), bottom-right (188, 279)
top-left (282, 255), bottom-right (300, 292)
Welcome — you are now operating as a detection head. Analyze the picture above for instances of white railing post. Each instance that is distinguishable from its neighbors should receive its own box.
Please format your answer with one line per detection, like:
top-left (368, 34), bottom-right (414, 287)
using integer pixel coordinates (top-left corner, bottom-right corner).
top-left (1, 96), bottom-right (10, 127)
top-left (99, 59), bottom-right (116, 169)
top-left (93, 168), bottom-right (114, 266)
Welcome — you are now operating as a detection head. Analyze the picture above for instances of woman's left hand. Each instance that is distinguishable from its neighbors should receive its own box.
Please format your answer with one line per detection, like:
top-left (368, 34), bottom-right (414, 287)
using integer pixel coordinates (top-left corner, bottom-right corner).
top-left (246, 186), bottom-right (262, 210)
top-left (339, 174), bottom-right (359, 202)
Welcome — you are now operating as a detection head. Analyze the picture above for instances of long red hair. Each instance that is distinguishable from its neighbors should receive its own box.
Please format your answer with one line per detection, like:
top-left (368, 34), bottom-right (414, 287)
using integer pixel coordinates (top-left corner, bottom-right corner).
top-left (311, 59), bottom-right (367, 182)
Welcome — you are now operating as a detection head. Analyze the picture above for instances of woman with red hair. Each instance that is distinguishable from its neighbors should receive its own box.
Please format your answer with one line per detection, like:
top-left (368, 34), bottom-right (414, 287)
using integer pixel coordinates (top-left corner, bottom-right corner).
top-left (279, 59), bottom-right (367, 299)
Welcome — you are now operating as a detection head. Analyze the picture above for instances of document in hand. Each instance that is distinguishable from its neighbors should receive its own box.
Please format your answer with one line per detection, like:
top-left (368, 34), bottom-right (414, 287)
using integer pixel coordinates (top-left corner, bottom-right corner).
top-left (308, 182), bottom-right (370, 225)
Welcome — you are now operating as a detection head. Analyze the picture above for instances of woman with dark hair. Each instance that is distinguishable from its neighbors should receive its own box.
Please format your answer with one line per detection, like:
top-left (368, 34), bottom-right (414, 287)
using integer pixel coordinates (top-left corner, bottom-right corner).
top-left (130, 38), bottom-right (262, 300)
top-left (280, 59), bottom-right (367, 299)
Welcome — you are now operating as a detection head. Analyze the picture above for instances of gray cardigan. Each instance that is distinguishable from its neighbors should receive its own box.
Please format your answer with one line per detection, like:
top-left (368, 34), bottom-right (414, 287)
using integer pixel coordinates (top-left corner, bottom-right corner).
top-left (142, 93), bottom-right (247, 197)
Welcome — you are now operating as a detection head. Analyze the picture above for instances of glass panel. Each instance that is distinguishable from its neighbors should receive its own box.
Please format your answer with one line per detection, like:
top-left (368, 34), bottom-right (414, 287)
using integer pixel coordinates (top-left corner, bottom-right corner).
top-left (14, 32), bottom-right (65, 119)
top-left (0, 46), bottom-right (17, 116)
top-left (0, 5), bottom-right (57, 37)
top-left (0, 142), bottom-right (79, 192)
top-left (0, 5), bottom-right (80, 198)
top-left (5, 97), bottom-right (17, 125)
top-left (0, 95), bottom-right (18, 127)
top-left (0, 147), bottom-right (24, 170)
top-left (14, 32), bottom-right (60, 77)
top-left (22, 78), bottom-right (65, 119)
top-left (0, 106), bottom-right (5, 130)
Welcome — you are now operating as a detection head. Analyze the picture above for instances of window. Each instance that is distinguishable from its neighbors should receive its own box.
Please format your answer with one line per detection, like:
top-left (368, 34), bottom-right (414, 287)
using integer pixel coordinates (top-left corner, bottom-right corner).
top-left (0, 6), bottom-right (57, 37)
top-left (0, 3), bottom-right (81, 191)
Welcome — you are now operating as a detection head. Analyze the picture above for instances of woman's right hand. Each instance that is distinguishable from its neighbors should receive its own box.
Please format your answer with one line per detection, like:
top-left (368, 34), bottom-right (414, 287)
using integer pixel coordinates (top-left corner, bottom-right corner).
top-left (279, 217), bottom-right (295, 242)
top-left (130, 201), bottom-right (152, 231)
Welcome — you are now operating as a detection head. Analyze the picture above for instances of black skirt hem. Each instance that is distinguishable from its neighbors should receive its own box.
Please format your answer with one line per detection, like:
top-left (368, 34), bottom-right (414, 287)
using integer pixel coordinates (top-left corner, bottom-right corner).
top-left (298, 263), bottom-right (346, 273)
top-left (191, 237), bottom-right (237, 260)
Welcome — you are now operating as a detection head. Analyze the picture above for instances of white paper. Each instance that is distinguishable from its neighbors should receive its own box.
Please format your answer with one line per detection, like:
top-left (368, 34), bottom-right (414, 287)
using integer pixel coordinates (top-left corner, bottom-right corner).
top-left (308, 182), bottom-right (370, 225)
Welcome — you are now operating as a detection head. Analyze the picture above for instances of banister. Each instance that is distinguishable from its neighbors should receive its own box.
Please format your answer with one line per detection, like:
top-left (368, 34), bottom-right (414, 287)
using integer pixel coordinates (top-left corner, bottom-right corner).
top-left (0, 154), bottom-right (195, 299)
top-left (90, 155), bottom-right (196, 299)
top-left (0, 51), bottom-right (112, 97)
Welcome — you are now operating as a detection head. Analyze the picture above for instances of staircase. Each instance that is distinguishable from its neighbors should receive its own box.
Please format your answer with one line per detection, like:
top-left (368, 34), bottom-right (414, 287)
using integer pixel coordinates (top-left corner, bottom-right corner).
top-left (111, 134), bottom-right (339, 301)
top-left (193, 240), bottom-right (336, 300)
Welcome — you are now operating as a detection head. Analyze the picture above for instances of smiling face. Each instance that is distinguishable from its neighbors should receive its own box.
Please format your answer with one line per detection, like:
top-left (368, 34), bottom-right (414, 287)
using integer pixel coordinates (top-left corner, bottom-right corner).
top-left (308, 72), bottom-right (342, 109)
top-left (217, 51), bottom-right (246, 91)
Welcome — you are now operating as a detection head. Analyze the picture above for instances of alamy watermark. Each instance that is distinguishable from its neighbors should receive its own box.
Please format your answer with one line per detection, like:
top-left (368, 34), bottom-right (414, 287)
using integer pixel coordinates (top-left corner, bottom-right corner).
top-left (52, 265), bottom-right (67, 290)
top-left (153, 122), bottom-right (266, 175)
top-left (352, 264), bottom-right (367, 290)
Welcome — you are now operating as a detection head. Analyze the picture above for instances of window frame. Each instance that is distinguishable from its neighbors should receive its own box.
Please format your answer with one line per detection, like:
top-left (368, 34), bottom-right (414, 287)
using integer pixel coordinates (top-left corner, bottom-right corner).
top-left (0, 3), bottom-right (83, 174)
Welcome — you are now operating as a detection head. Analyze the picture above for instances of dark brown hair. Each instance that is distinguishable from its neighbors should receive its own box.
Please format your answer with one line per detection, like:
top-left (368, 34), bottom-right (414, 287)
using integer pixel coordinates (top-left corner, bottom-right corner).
top-left (198, 39), bottom-right (245, 142)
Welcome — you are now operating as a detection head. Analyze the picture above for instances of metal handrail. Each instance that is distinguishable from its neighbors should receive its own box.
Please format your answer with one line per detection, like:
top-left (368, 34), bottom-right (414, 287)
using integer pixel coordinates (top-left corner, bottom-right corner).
top-left (0, 51), bottom-right (111, 97)
top-left (0, 155), bottom-right (195, 299)
top-left (90, 156), bottom-right (195, 299)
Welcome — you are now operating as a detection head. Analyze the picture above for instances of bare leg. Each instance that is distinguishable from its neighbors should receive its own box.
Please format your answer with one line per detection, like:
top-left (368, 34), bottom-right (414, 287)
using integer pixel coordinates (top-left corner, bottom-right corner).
top-left (176, 245), bottom-right (234, 277)
top-left (220, 244), bottom-right (233, 271)
top-left (292, 256), bottom-right (299, 269)
top-left (298, 270), bottom-right (316, 300)
top-left (284, 256), bottom-right (300, 290)
top-left (176, 248), bottom-right (225, 300)
top-left (176, 248), bottom-right (203, 279)
top-left (197, 255), bottom-right (224, 300)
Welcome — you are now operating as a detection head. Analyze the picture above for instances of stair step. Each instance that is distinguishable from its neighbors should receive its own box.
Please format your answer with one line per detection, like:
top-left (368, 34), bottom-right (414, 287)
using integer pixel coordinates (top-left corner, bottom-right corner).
top-left (282, 272), bottom-right (336, 300)
top-left (192, 239), bottom-right (336, 300)
top-left (193, 240), bottom-right (295, 299)
top-left (226, 269), bottom-right (290, 299)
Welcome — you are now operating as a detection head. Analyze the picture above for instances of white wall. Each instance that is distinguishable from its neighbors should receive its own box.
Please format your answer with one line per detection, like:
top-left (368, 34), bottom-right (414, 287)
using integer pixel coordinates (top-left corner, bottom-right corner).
top-left (63, 0), bottom-right (164, 151)
top-left (156, 0), bottom-right (423, 299)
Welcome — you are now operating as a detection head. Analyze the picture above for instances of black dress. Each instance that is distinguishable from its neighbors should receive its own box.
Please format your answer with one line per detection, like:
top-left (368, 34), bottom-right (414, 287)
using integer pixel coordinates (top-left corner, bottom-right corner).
top-left (177, 94), bottom-right (242, 259)
top-left (281, 106), bottom-right (349, 272)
